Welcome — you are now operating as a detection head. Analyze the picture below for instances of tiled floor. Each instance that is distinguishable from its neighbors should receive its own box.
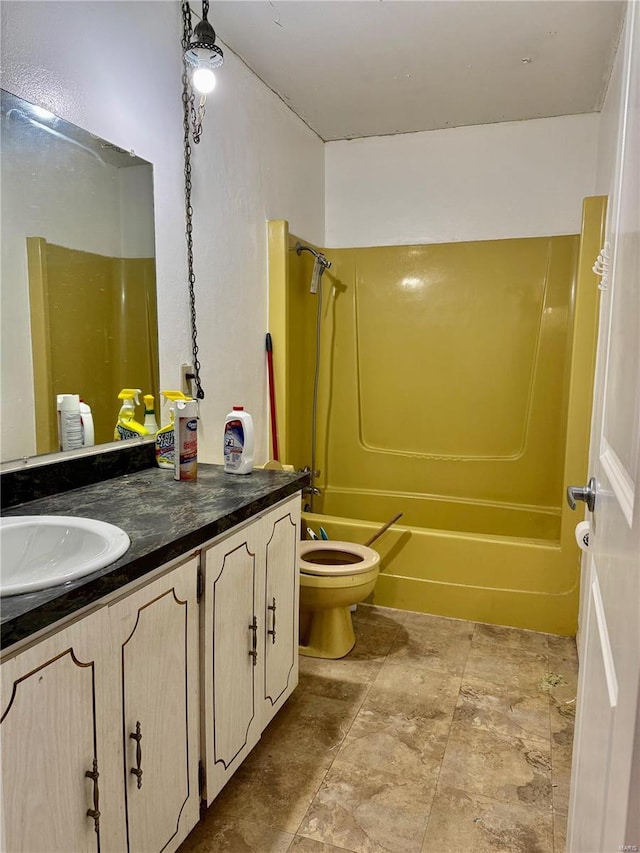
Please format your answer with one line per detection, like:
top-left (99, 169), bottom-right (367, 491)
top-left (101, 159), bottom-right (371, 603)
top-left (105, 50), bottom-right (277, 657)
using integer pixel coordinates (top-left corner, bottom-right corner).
top-left (179, 605), bottom-right (578, 853)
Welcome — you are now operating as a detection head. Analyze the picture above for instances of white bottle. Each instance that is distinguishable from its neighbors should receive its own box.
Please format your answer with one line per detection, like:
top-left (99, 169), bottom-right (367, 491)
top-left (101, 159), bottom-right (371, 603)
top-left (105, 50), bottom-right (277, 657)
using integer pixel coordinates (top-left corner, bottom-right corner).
top-left (79, 401), bottom-right (95, 447)
top-left (56, 394), bottom-right (83, 451)
top-left (143, 394), bottom-right (159, 436)
top-left (174, 398), bottom-right (198, 481)
top-left (223, 406), bottom-right (254, 474)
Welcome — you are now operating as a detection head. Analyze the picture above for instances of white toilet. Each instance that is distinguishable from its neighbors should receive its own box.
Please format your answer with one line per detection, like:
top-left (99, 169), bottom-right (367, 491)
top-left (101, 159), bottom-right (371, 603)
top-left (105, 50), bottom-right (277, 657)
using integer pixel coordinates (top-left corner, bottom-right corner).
top-left (299, 540), bottom-right (380, 659)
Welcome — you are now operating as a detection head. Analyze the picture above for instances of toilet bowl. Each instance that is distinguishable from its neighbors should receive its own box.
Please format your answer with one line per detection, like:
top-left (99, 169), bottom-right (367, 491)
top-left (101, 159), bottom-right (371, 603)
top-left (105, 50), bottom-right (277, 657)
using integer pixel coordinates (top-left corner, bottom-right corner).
top-left (299, 540), bottom-right (380, 659)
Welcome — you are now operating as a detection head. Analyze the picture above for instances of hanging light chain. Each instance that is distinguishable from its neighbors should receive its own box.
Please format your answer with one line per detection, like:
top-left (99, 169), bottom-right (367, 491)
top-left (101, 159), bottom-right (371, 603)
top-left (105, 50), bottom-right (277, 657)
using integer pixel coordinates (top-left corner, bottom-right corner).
top-left (181, 0), bottom-right (207, 142)
top-left (181, 1), bottom-right (205, 399)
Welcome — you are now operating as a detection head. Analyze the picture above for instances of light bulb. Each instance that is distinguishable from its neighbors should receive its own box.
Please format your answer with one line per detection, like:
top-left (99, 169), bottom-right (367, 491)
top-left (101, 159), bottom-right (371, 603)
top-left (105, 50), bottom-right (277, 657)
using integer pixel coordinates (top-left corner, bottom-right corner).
top-left (192, 67), bottom-right (217, 94)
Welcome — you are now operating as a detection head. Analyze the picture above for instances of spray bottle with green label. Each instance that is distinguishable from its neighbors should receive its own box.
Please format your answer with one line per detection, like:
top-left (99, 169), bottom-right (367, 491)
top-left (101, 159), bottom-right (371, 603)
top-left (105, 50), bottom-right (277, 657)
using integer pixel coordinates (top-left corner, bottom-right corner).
top-left (143, 394), bottom-right (159, 436)
top-left (114, 389), bottom-right (149, 441)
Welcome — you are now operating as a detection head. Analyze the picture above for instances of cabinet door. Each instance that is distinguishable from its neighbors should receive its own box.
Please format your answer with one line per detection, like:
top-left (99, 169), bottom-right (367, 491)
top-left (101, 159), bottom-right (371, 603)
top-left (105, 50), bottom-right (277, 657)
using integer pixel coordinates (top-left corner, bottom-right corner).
top-left (202, 523), bottom-right (263, 805)
top-left (109, 557), bottom-right (200, 853)
top-left (262, 497), bottom-right (300, 727)
top-left (0, 608), bottom-right (118, 853)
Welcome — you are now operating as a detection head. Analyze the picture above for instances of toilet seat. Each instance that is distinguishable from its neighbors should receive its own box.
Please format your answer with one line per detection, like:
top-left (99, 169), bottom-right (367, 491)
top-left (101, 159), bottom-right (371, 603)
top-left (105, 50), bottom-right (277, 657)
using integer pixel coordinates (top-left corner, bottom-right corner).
top-left (300, 541), bottom-right (379, 577)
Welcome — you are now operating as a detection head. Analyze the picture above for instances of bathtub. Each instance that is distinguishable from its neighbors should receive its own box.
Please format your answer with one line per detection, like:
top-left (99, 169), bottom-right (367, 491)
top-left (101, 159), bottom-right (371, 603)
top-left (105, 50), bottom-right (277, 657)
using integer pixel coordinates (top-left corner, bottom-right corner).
top-left (270, 198), bottom-right (606, 637)
top-left (303, 489), bottom-right (576, 636)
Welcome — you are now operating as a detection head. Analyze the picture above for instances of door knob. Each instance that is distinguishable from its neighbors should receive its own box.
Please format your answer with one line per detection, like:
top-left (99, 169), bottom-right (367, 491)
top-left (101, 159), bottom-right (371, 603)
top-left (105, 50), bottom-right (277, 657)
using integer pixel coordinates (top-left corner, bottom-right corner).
top-left (567, 477), bottom-right (597, 512)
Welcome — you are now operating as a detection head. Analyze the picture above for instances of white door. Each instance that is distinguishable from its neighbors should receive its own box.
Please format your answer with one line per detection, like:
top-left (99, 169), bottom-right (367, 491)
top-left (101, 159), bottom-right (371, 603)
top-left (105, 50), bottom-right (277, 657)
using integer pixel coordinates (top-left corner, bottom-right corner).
top-left (567, 4), bottom-right (640, 852)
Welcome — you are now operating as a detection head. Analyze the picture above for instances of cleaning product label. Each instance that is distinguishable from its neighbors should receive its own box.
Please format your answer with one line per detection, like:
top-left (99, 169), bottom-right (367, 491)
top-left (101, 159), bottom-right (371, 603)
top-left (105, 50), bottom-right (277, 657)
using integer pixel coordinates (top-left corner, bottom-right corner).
top-left (224, 419), bottom-right (245, 471)
top-left (155, 428), bottom-right (175, 467)
top-left (177, 417), bottom-right (198, 480)
top-left (60, 412), bottom-right (83, 451)
top-left (116, 423), bottom-right (140, 441)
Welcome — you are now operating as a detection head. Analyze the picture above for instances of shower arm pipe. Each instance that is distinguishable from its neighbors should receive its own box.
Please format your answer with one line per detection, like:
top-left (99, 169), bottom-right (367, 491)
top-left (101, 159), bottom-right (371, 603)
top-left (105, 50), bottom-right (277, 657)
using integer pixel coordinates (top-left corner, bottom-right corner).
top-left (295, 241), bottom-right (332, 269)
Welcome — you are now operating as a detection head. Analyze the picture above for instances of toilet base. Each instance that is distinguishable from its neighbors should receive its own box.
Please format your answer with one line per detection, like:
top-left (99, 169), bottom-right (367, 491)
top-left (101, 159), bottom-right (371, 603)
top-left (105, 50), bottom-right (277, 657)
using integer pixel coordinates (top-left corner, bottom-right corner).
top-left (299, 605), bottom-right (356, 659)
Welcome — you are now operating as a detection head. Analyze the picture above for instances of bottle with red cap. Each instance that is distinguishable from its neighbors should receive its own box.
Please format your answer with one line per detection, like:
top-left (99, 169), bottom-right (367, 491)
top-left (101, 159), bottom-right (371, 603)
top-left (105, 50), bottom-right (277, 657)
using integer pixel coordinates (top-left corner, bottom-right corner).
top-left (223, 406), bottom-right (254, 474)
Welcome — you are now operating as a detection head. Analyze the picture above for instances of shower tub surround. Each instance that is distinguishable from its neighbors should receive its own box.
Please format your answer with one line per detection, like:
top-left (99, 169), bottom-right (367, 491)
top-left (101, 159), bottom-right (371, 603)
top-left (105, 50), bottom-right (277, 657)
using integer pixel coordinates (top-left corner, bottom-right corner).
top-left (269, 197), bottom-right (605, 635)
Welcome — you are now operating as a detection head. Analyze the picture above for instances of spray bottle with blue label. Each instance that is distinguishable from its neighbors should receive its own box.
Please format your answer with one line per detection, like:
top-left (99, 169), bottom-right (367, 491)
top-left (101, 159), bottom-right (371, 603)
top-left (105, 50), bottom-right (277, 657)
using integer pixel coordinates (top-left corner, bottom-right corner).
top-left (224, 406), bottom-right (254, 474)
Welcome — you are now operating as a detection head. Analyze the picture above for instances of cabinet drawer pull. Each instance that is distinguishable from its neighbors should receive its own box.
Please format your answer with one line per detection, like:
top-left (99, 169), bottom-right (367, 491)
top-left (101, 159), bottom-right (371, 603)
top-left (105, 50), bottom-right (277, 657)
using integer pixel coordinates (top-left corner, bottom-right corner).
top-left (85, 758), bottom-right (101, 833)
top-left (249, 616), bottom-right (258, 665)
top-left (267, 597), bottom-right (277, 644)
top-left (130, 721), bottom-right (143, 788)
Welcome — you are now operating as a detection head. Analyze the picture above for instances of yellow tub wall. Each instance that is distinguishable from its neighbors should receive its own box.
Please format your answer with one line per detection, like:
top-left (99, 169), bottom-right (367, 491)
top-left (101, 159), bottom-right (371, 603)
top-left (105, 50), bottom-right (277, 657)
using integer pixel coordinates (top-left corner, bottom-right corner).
top-left (319, 489), bottom-right (561, 539)
top-left (316, 236), bottom-right (579, 516)
top-left (112, 256), bottom-right (159, 420)
top-left (558, 197), bottom-right (607, 621)
top-left (270, 197), bottom-right (604, 634)
top-left (286, 236), bottom-right (318, 472)
top-left (268, 221), bottom-right (323, 470)
top-left (267, 220), bottom-right (290, 460)
top-left (28, 239), bottom-right (159, 450)
top-left (302, 510), bottom-right (575, 635)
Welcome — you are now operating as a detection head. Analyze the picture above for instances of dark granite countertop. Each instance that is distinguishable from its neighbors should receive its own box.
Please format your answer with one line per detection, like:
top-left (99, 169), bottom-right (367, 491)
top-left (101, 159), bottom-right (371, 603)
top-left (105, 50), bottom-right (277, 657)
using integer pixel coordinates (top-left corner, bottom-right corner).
top-left (1, 464), bottom-right (307, 649)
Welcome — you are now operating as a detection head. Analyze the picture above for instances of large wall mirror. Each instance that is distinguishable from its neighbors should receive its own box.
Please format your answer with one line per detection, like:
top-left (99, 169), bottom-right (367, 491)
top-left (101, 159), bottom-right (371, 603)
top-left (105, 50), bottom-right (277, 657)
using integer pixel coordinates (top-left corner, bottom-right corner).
top-left (0, 90), bottom-right (159, 464)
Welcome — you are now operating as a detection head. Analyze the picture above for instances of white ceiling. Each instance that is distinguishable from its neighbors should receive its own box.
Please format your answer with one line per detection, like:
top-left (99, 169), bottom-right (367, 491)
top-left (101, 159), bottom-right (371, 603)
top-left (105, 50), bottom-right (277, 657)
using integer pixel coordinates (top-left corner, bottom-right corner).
top-left (209, 0), bottom-right (625, 141)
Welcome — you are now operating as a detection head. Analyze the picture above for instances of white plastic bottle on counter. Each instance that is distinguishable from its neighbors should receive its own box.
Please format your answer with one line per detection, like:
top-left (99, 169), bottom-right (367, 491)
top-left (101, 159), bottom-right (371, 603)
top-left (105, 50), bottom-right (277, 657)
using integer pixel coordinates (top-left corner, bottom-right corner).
top-left (223, 406), bottom-right (254, 474)
top-left (79, 401), bottom-right (95, 447)
top-left (56, 394), bottom-right (83, 451)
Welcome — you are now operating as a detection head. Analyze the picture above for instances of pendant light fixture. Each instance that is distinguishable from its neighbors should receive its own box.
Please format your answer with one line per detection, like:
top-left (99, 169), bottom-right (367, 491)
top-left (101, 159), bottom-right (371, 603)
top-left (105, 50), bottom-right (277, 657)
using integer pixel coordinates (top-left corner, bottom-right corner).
top-left (184, 0), bottom-right (224, 95)
top-left (180, 1), bottom-right (224, 400)
top-left (181, 1), bottom-right (224, 143)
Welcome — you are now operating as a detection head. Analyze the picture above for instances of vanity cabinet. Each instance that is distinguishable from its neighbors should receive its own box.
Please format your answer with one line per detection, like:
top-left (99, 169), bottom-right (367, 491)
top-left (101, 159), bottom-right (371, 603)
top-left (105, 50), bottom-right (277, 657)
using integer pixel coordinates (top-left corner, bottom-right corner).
top-left (262, 500), bottom-right (300, 726)
top-left (201, 496), bottom-right (300, 804)
top-left (0, 556), bottom-right (200, 853)
top-left (0, 607), bottom-right (112, 853)
top-left (1, 488), bottom-right (302, 850)
top-left (108, 557), bottom-right (200, 853)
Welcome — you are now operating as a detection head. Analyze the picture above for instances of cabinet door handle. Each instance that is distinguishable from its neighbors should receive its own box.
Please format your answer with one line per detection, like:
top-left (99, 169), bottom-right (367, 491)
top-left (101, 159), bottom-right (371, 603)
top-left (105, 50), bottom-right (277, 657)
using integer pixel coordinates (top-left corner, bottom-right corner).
top-left (249, 616), bottom-right (258, 665)
top-left (85, 758), bottom-right (101, 833)
top-left (130, 721), bottom-right (143, 788)
top-left (267, 597), bottom-right (277, 644)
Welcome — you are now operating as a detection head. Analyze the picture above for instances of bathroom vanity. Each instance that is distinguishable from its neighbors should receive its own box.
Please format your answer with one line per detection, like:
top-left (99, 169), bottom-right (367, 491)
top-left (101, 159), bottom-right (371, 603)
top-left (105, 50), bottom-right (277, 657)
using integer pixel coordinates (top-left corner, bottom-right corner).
top-left (0, 461), bottom-right (305, 853)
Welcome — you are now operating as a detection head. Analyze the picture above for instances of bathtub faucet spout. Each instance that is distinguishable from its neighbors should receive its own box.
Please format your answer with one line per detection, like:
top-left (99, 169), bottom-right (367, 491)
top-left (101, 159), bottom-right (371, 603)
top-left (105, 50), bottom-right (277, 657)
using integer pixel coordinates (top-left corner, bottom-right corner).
top-left (303, 485), bottom-right (321, 497)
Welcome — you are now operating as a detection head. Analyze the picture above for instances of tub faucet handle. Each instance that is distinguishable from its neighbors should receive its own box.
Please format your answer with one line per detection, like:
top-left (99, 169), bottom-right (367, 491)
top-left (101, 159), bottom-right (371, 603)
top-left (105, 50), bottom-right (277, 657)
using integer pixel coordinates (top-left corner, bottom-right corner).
top-left (567, 477), bottom-right (597, 513)
top-left (297, 466), bottom-right (321, 477)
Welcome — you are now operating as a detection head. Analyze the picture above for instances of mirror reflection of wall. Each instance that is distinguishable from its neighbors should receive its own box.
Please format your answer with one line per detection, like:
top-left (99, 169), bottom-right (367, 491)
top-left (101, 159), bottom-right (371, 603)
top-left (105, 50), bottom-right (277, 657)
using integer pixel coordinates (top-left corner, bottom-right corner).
top-left (0, 90), bottom-right (159, 463)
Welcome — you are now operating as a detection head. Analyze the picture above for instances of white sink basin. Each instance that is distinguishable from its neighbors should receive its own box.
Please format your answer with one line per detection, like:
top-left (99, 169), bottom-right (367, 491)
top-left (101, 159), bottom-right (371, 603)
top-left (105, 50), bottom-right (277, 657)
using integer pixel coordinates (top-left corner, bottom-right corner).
top-left (0, 515), bottom-right (130, 597)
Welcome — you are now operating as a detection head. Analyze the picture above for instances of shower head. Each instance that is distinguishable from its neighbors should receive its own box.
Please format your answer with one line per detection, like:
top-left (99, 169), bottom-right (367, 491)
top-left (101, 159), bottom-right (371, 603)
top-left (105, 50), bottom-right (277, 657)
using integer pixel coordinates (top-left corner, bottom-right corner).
top-left (295, 242), bottom-right (331, 270)
top-left (295, 242), bottom-right (332, 294)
